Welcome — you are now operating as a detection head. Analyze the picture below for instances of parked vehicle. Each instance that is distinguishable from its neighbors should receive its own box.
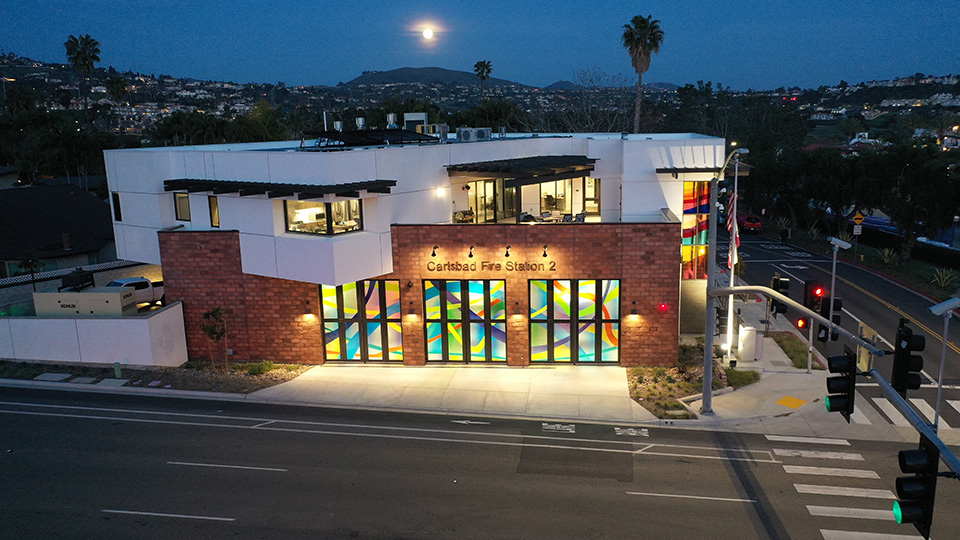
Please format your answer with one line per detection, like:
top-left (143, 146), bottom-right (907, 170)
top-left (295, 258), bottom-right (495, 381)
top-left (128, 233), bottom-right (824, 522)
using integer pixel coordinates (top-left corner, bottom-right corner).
top-left (105, 277), bottom-right (165, 305)
top-left (736, 213), bottom-right (762, 232)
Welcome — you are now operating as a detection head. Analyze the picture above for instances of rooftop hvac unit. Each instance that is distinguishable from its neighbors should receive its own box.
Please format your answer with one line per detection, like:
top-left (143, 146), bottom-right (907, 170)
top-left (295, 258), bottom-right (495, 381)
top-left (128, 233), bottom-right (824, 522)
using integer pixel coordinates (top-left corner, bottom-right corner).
top-left (456, 127), bottom-right (492, 142)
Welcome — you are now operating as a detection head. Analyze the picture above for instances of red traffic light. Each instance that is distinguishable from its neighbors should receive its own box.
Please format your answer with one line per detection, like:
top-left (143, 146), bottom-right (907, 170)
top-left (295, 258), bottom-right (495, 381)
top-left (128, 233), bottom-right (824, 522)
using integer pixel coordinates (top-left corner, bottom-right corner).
top-left (797, 317), bottom-right (809, 329)
top-left (813, 286), bottom-right (824, 298)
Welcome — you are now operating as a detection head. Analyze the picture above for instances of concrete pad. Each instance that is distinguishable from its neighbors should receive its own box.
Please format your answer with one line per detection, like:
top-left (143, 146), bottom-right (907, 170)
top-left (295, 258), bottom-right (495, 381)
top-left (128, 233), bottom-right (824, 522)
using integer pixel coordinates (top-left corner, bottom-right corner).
top-left (525, 392), bottom-right (580, 418)
top-left (438, 389), bottom-right (488, 411)
top-left (34, 373), bottom-right (71, 381)
top-left (313, 383), bottom-right (367, 406)
top-left (357, 385), bottom-right (404, 407)
top-left (776, 395), bottom-right (808, 410)
top-left (95, 379), bottom-right (129, 387)
top-left (69, 377), bottom-right (96, 384)
top-left (630, 401), bottom-right (659, 422)
top-left (481, 391), bottom-right (528, 414)
top-left (397, 387), bottom-right (446, 409)
top-left (578, 396), bottom-right (636, 421)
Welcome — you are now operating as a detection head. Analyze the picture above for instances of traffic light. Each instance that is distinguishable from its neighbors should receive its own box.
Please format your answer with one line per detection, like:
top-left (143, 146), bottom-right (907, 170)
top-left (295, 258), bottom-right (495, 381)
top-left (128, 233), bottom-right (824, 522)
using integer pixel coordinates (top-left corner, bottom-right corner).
top-left (892, 321), bottom-right (925, 398)
top-left (770, 276), bottom-right (790, 316)
top-left (715, 306), bottom-right (728, 336)
top-left (893, 434), bottom-right (939, 538)
top-left (803, 280), bottom-right (825, 312)
top-left (817, 297), bottom-right (843, 342)
top-left (825, 350), bottom-right (856, 422)
top-left (796, 317), bottom-right (809, 330)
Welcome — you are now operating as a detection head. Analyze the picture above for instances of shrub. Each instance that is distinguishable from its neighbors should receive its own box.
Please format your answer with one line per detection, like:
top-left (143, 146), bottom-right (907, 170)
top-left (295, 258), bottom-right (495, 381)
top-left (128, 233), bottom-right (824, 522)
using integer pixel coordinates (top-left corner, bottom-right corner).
top-left (932, 267), bottom-right (958, 290)
top-left (725, 368), bottom-right (760, 388)
top-left (880, 247), bottom-right (898, 266)
top-left (807, 225), bottom-right (821, 242)
top-left (246, 361), bottom-right (276, 376)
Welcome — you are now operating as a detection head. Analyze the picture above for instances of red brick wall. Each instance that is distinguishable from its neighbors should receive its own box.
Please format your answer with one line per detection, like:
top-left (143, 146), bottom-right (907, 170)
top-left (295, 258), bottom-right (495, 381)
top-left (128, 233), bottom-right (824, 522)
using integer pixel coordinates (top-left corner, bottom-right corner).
top-left (159, 223), bottom-right (680, 367)
top-left (159, 231), bottom-right (323, 364)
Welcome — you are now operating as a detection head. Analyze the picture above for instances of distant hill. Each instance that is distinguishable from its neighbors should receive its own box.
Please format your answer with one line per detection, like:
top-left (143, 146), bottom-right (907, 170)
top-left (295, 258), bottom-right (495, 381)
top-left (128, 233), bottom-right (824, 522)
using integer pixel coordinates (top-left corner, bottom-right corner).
top-left (644, 82), bottom-right (678, 92)
top-left (545, 80), bottom-right (582, 91)
top-left (341, 67), bottom-right (524, 88)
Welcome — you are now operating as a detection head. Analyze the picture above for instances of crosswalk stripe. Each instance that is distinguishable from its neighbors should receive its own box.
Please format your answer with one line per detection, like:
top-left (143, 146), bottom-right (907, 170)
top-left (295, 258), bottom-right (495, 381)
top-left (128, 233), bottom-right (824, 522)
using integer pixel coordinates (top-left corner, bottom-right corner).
top-left (872, 397), bottom-right (911, 427)
top-left (795, 484), bottom-right (895, 499)
top-left (850, 403), bottom-right (871, 425)
top-left (910, 398), bottom-right (951, 429)
top-left (784, 465), bottom-right (879, 479)
top-left (949, 399), bottom-right (960, 416)
top-left (807, 505), bottom-right (893, 520)
top-left (820, 530), bottom-right (923, 539)
top-left (775, 449), bottom-right (864, 461)
top-left (766, 435), bottom-right (849, 446)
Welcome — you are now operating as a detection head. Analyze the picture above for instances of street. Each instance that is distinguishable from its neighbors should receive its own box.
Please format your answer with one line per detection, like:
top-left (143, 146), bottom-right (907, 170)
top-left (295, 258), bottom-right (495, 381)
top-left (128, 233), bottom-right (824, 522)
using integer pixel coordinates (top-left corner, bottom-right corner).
top-left (2, 388), bottom-right (956, 539)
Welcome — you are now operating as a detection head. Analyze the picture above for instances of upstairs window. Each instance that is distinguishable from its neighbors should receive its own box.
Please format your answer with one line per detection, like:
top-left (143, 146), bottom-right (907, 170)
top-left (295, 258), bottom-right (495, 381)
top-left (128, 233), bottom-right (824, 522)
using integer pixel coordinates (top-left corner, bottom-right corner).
top-left (285, 200), bottom-right (363, 235)
top-left (111, 192), bottom-right (122, 222)
top-left (174, 193), bottom-right (191, 221)
top-left (208, 196), bottom-right (220, 228)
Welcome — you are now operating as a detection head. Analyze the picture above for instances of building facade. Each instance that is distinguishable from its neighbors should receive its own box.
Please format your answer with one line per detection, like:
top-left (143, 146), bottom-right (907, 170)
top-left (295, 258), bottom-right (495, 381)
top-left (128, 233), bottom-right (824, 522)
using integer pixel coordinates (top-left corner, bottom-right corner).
top-left (105, 131), bottom-right (725, 367)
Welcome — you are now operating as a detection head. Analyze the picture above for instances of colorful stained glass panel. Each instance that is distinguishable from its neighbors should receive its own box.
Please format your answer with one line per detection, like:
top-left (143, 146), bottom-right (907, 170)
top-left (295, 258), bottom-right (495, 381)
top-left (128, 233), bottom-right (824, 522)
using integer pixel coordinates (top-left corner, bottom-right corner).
top-left (446, 322), bottom-right (463, 361)
top-left (342, 282), bottom-right (359, 320)
top-left (600, 280), bottom-right (620, 320)
top-left (491, 322), bottom-right (506, 362)
top-left (364, 281), bottom-right (381, 318)
top-left (531, 322), bottom-right (549, 362)
top-left (490, 280), bottom-right (505, 320)
top-left (601, 322), bottom-right (619, 362)
top-left (578, 322), bottom-right (597, 362)
top-left (366, 322), bottom-right (383, 360)
top-left (470, 323), bottom-right (487, 361)
top-left (530, 280), bottom-right (548, 320)
top-left (446, 281), bottom-right (462, 319)
top-left (426, 322), bottom-right (443, 361)
top-left (324, 322), bottom-right (341, 360)
top-left (553, 280), bottom-right (572, 319)
top-left (387, 322), bottom-right (403, 361)
top-left (321, 285), bottom-right (339, 319)
top-left (468, 280), bottom-right (485, 320)
top-left (384, 281), bottom-right (401, 319)
top-left (425, 280), bottom-right (441, 320)
top-left (553, 322), bottom-right (571, 362)
top-left (578, 280), bottom-right (596, 319)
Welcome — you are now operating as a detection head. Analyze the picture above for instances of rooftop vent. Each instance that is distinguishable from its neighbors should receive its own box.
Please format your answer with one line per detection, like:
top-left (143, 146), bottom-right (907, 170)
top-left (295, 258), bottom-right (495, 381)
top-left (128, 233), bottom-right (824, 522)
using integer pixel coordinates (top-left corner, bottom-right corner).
top-left (456, 127), bottom-right (492, 143)
top-left (355, 117), bottom-right (366, 130)
top-left (386, 113), bottom-right (398, 129)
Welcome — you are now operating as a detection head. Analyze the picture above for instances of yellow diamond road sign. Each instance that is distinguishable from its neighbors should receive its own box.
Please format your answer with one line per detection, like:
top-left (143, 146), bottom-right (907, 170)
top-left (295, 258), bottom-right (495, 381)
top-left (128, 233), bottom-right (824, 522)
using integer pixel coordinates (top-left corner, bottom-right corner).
top-left (852, 212), bottom-right (865, 225)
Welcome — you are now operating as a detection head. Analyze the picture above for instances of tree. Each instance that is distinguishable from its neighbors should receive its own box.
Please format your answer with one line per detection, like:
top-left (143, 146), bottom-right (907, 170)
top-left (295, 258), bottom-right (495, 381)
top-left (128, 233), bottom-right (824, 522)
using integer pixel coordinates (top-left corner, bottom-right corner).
top-left (621, 14), bottom-right (664, 133)
top-left (16, 255), bottom-right (43, 292)
top-left (473, 60), bottom-right (492, 100)
top-left (64, 34), bottom-right (101, 110)
top-left (106, 76), bottom-right (126, 104)
top-left (199, 307), bottom-right (229, 367)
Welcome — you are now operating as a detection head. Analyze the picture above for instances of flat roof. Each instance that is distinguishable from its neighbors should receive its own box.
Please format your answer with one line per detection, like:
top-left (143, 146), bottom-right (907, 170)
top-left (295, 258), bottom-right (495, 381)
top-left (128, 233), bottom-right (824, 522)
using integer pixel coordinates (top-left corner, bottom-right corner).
top-left (163, 178), bottom-right (396, 199)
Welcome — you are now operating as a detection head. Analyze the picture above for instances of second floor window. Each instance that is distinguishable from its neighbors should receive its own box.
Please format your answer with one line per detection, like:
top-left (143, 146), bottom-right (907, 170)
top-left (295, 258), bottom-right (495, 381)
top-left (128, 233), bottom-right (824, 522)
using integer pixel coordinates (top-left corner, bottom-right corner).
top-left (174, 193), bottom-right (191, 221)
top-left (285, 199), bottom-right (363, 235)
top-left (208, 196), bottom-right (220, 228)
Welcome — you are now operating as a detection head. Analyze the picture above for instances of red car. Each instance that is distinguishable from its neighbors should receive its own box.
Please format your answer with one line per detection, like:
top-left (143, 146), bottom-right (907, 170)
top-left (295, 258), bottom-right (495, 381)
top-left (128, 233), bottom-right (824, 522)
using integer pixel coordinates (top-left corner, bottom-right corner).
top-left (736, 213), bottom-right (762, 232)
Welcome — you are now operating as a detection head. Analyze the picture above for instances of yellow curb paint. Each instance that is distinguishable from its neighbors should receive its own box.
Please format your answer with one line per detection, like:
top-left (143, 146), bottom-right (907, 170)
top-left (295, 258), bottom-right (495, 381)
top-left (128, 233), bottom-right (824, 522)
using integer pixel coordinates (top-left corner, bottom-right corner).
top-left (776, 396), bottom-right (807, 409)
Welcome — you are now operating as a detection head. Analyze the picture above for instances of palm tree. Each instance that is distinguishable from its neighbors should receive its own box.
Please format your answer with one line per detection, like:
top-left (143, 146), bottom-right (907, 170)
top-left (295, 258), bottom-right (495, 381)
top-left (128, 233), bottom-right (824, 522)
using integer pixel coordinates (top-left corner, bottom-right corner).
top-left (64, 34), bottom-right (101, 110)
top-left (622, 15), bottom-right (664, 133)
top-left (106, 75), bottom-right (126, 104)
top-left (473, 60), bottom-right (492, 100)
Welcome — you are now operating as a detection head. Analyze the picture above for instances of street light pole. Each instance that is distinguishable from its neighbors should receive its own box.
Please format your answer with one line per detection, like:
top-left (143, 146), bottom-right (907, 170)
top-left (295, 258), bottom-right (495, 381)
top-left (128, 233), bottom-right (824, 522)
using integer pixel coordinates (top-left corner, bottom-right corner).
top-left (930, 297), bottom-right (960, 431)
top-left (725, 154), bottom-right (743, 357)
top-left (702, 147), bottom-right (747, 414)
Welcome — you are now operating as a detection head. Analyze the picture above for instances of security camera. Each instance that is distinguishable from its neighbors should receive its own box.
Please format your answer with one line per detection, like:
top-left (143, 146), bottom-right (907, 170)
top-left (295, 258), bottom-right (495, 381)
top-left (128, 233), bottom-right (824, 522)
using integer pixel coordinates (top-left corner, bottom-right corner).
top-left (827, 236), bottom-right (852, 250)
top-left (930, 297), bottom-right (960, 316)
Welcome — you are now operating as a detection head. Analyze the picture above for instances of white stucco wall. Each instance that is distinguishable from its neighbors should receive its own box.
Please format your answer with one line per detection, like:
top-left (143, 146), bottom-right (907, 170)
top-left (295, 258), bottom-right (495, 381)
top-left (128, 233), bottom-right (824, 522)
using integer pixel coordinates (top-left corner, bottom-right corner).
top-left (0, 302), bottom-right (187, 367)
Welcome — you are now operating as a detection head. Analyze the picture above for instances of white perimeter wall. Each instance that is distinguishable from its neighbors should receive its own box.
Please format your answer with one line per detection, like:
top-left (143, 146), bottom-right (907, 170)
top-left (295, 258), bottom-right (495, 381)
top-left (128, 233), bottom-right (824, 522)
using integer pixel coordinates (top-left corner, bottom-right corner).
top-left (0, 302), bottom-right (187, 367)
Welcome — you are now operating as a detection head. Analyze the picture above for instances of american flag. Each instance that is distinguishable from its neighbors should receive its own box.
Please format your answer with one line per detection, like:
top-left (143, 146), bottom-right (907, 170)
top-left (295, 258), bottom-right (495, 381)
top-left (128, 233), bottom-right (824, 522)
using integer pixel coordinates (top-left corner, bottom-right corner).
top-left (727, 192), bottom-right (739, 269)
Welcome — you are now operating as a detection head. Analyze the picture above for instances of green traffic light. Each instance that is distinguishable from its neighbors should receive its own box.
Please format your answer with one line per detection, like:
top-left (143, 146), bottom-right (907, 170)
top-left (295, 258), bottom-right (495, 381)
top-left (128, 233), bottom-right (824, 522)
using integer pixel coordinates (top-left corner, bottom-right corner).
top-left (893, 501), bottom-right (903, 524)
top-left (825, 395), bottom-right (831, 412)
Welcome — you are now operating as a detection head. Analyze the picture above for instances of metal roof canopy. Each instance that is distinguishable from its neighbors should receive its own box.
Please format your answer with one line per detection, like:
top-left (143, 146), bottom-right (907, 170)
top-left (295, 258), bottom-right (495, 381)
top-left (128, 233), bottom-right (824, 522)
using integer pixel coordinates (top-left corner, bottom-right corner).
top-left (163, 178), bottom-right (396, 200)
top-left (655, 164), bottom-right (752, 179)
top-left (300, 129), bottom-right (440, 149)
top-left (446, 155), bottom-right (596, 187)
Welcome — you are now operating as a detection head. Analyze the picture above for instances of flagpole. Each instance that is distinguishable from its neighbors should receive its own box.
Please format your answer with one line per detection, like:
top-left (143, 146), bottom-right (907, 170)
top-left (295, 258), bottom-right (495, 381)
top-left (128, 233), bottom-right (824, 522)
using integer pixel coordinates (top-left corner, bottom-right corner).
top-left (725, 155), bottom-right (741, 359)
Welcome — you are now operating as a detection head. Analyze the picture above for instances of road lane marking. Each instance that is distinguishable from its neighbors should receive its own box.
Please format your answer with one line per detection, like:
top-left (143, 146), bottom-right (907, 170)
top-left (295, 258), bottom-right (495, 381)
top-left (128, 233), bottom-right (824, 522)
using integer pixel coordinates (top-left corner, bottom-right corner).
top-left (251, 421), bottom-right (275, 428)
top-left (625, 492), bottom-right (756, 503)
top-left (820, 530), bottom-right (923, 539)
top-left (807, 505), bottom-right (893, 520)
top-left (166, 461), bottom-right (287, 472)
top-left (794, 484), bottom-right (895, 499)
top-left (850, 401), bottom-right (871, 425)
top-left (783, 465), bottom-right (879, 479)
top-left (102, 509), bottom-right (235, 522)
top-left (910, 398), bottom-right (951, 429)
top-left (872, 398), bottom-right (911, 427)
top-left (950, 400), bottom-right (960, 415)
top-left (774, 449), bottom-right (864, 461)
top-left (765, 435), bottom-right (849, 446)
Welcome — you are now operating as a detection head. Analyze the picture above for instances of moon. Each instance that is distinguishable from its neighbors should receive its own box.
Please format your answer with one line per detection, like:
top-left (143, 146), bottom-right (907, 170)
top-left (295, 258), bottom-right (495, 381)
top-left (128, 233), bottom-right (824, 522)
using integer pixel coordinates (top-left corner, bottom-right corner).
top-left (422, 28), bottom-right (434, 39)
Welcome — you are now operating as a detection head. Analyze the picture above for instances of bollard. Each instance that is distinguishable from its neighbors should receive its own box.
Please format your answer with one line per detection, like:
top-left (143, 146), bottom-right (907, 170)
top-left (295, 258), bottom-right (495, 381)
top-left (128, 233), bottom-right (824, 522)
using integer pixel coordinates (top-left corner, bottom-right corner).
top-left (113, 362), bottom-right (122, 379)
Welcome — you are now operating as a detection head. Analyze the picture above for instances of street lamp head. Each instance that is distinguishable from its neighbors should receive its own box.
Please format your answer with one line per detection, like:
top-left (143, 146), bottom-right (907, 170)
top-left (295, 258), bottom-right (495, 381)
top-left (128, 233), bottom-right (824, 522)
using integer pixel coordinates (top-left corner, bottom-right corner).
top-left (930, 296), bottom-right (960, 316)
top-left (734, 148), bottom-right (750, 155)
top-left (828, 236), bottom-right (852, 250)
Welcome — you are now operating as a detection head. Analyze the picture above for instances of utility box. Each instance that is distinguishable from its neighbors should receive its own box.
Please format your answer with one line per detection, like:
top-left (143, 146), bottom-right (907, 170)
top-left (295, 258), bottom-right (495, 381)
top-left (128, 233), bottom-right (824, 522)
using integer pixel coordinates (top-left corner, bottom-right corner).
top-left (738, 326), bottom-right (763, 362)
top-left (34, 287), bottom-right (138, 318)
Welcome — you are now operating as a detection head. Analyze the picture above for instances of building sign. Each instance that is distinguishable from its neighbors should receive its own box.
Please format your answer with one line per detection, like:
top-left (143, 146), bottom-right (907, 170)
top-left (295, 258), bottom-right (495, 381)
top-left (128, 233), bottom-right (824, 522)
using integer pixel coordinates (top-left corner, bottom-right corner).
top-left (426, 260), bottom-right (557, 272)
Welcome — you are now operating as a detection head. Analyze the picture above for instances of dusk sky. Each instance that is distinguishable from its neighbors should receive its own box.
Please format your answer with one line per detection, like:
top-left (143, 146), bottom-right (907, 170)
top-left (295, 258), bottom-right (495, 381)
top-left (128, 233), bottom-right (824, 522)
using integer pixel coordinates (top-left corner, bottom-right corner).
top-left (2, 1), bottom-right (957, 90)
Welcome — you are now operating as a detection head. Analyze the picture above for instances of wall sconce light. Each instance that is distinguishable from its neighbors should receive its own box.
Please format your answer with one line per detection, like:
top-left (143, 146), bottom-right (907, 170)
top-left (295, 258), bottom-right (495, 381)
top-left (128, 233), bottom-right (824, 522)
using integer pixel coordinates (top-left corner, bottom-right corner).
top-left (630, 301), bottom-right (637, 315)
top-left (513, 300), bottom-right (521, 315)
top-left (407, 281), bottom-right (413, 288)
top-left (305, 300), bottom-right (312, 315)
top-left (408, 301), bottom-right (415, 316)
top-left (504, 245), bottom-right (511, 257)
top-left (431, 245), bottom-right (438, 257)
top-left (542, 245), bottom-right (548, 258)
top-left (468, 245), bottom-right (475, 258)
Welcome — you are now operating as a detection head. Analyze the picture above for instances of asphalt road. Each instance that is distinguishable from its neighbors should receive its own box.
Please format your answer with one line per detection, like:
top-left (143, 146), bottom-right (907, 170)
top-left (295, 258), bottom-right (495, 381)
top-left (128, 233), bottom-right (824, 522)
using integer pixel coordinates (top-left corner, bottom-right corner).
top-left (727, 232), bottom-right (960, 391)
top-left (2, 388), bottom-right (956, 539)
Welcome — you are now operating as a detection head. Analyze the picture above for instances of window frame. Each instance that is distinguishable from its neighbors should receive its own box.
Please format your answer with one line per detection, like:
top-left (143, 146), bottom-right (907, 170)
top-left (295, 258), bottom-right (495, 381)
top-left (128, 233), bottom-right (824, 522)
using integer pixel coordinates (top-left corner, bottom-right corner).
top-left (284, 200), bottom-right (364, 236)
top-left (208, 196), bottom-right (220, 228)
top-left (529, 279), bottom-right (620, 363)
top-left (423, 279), bottom-right (507, 362)
top-left (111, 192), bottom-right (122, 222)
top-left (321, 280), bottom-right (403, 362)
top-left (174, 193), bottom-right (191, 221)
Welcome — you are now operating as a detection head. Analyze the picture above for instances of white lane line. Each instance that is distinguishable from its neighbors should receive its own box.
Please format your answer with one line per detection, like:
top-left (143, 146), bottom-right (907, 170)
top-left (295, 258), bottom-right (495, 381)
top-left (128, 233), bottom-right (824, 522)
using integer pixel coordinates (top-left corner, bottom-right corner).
top-left (626, 491), bottom-right (756, 503)
top-left (807, 505), bottom-right (893, 520)
top-left (820, 530), bottom-right (923, 539)
top-left (251, 421), bottom-right (275, 428)
top-left (102, 509), bottom-right (235, 522)
top-left (783, 465), bottom-right (879, 479)
top-left (765, 435), bottom-right (849, 446)
top-left (795, 484), bottom-right (895, 499)
top-left (872, 398), bottom-right (911, 427)
top-left (774, 449), bottom-right (864, 461)
top-left (910, 398), bottom-right (951, 429)
top-left (166, 461), bottom-right (287, 472)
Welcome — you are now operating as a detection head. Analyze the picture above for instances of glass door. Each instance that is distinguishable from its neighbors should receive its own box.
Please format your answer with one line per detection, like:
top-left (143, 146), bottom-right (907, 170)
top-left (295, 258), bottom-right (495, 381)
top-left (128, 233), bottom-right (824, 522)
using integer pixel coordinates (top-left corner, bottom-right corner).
top-left (583, 178), bottom-right (600, 216)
